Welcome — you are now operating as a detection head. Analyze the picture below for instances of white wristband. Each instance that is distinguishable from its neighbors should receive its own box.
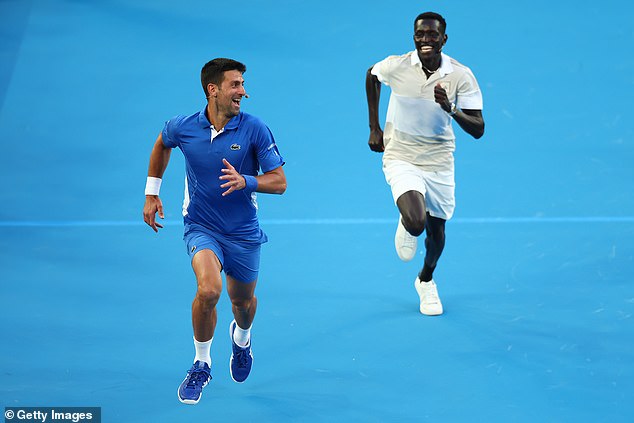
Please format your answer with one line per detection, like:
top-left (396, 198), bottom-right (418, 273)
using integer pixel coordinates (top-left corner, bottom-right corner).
top-left (145, 177), bottom-right (162, 196)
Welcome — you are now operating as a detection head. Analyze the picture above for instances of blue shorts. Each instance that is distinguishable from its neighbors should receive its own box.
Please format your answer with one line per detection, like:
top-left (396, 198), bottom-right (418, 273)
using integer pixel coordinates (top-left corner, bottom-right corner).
top-left (183, 222), bottom-right (262, 283)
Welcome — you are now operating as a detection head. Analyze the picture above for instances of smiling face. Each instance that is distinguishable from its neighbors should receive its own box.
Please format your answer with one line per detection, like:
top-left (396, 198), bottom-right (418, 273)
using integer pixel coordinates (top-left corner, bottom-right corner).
top-left (209, 70), bottom-right (247, 118)
top-left (413, 18), bottom-right (447, 60)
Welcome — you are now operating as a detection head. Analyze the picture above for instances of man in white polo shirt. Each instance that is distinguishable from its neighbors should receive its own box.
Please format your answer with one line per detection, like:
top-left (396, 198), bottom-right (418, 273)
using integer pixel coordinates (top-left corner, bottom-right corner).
top-left (365, 11), bottom-right (485, 316)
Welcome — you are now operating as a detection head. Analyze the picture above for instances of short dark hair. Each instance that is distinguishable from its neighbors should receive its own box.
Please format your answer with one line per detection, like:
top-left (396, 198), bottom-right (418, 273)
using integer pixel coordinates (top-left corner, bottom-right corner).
top-left (414, 12), bottom-right (446, 33)
top-left (200, 58), bottom-right (247, 98)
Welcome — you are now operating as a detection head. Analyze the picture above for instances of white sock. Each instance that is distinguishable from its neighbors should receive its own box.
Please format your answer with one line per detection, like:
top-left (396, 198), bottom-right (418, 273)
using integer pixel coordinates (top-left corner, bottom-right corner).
top-left (193, 336), bottom-right (212, 366)
top-left (233, 322), bottom-right (251, 348)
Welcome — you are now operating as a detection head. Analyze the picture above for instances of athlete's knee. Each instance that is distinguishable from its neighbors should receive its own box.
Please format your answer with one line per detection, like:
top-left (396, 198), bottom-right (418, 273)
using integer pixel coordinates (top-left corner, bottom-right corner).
top-left (401, 212), bottom-right (426, 237)
top-left (195, 281), bottom-right (221, 305)
top-left (231, 295), bottom-right (256, 313)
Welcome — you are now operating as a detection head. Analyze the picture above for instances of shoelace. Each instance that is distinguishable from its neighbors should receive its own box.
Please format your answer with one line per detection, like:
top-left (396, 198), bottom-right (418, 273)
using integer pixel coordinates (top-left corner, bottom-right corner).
top-left (423, 285), bottom-right (439, 304)
top-left (402, 233), bottom-right (416, 248)
top-left (186, 368), bottom-right (210, 388)
top-left (398, 225), bottom-right (417, 248)
top-left (234, 347), bottom-right (251, 368)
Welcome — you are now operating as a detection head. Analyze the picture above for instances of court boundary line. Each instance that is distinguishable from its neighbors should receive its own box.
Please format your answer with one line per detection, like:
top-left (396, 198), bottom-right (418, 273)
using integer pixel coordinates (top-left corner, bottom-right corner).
top-left (0, 216), bottom-right (633, 227)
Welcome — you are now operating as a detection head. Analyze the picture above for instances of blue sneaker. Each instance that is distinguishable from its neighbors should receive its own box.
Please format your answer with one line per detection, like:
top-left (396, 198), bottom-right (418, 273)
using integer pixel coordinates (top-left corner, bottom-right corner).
top-left (229, 320), bottom-right (253, 383)
top-left (177, 360), bottom-right (211, 404)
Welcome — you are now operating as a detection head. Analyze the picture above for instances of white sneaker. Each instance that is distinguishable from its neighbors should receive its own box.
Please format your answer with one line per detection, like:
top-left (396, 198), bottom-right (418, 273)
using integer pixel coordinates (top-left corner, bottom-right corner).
top-left (414, 277), bottom-right (443, 316)
top-left (395, 216), bottom-right (417, 262)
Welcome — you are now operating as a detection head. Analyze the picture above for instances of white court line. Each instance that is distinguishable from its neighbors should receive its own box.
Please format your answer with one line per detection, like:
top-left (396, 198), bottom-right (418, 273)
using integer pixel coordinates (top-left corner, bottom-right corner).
top-left (0, 216), bottom-right (633, 227)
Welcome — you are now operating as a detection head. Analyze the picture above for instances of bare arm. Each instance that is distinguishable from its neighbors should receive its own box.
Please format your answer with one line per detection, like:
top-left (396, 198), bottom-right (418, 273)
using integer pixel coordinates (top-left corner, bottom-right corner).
top-left (365, 67), bottom-right (385, 152)
top-left (434, 84), bottom-right (485, 139)
top-left (147, 133), bottom-right (172, 178)
top-left (220, 159), bottom-right (287, 196)
top-left (254, 165), bottom-right (287, 194)
top-left (143, 133), bottom-right (172, 232)
top-left (452, 109), bottom-right (485, 139)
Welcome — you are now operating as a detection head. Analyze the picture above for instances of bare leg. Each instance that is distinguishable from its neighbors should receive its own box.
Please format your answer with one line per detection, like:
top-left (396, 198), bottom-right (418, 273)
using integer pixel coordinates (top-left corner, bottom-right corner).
top-left (226, 274), bottom-right (257, 382)
top-left (396, 190), bottom-right (427, 236)
top-left (396, 190), bottom-right (447, 281)
top-left (191, 250), bottom-right (223, 342)
top-left (419, 215), bottom-right (446, 281)
top-left (226, 275), bottom-right (257, 331)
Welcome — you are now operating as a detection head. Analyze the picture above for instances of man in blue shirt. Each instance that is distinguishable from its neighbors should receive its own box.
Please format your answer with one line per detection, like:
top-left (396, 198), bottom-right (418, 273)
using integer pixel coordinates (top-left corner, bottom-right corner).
top-left (143, 58), bottom-right (287, 404)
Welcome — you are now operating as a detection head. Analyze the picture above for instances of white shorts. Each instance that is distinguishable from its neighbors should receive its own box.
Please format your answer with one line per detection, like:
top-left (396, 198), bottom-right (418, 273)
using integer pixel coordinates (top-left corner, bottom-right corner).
top-left (383, 159), bottom-right (455, 220)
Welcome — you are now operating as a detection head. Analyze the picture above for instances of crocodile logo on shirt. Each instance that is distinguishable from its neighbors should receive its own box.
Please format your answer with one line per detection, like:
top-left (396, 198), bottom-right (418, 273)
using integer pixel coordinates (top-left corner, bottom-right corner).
top-left (230, 144), bottom-right (241, 151)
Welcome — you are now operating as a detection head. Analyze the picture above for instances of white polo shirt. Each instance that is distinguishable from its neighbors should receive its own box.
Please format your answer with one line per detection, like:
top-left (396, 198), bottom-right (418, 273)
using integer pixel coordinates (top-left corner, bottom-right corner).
top-left (371, 51), bottom-right (483, 171)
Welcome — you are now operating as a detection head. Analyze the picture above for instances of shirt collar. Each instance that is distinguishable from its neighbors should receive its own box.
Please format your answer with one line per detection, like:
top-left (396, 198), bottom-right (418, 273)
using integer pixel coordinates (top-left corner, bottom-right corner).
top-left (198, 106), bottom-right (242, 130)
top-left (410, 51), bottom-right (454, 77)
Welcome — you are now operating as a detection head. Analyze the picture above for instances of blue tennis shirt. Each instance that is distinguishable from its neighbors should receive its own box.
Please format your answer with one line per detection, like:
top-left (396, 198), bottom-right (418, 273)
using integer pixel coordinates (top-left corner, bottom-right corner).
top-left (162, 107), bottom-right (284, 242)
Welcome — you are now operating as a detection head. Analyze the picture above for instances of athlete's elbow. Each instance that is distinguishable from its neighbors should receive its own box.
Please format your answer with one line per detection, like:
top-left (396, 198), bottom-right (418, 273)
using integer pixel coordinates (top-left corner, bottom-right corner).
top-left (472, 124), bottom-right (485, 139)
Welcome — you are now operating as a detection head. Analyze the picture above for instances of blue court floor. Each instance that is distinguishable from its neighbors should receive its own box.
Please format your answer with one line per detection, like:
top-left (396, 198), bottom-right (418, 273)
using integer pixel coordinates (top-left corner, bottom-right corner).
top-left (1, 1), bottom-right (633, 422)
